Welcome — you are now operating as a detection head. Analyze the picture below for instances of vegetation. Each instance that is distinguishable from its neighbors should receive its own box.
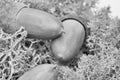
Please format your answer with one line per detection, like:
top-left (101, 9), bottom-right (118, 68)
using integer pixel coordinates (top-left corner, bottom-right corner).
top-left (0, 0), bottom-right (120, 80)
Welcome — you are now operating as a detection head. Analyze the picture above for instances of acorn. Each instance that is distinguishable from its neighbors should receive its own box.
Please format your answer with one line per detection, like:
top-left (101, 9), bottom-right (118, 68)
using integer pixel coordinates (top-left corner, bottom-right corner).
top-left (4, 8), bottom-right (64, 40)
top-left (51, 16), bottom-right (86, 64)
top-left (18, 64), bottom-right (58, 80)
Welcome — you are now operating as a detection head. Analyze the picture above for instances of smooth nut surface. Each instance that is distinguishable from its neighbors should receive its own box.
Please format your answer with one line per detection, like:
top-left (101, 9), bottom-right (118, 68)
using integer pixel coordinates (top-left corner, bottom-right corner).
top-left (8, 8), bottom-right (63, 40)
top-left (18, 64), bottom-right (58, 80)
top-left (51, 18), bottom-right (86, 63)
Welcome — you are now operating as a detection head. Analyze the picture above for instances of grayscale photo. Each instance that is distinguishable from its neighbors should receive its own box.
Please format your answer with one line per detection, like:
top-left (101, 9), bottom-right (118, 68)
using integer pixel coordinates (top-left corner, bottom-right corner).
top-left (0, 0), bottom-right (120, 80)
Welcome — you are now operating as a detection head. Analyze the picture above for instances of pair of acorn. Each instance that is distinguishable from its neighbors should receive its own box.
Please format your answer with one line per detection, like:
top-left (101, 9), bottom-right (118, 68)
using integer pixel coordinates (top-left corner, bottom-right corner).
top-left (4, 7), bottom-right (86, 64)
top-left (11, 8), bottom-right (86, 64)
top-left (9, 8), bottom-right (86, 80)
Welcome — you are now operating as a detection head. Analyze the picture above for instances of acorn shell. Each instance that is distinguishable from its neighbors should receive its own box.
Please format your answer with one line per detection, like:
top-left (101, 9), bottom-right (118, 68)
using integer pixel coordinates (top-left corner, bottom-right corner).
top-left (51, 17), bottom-right (86, 64)
top-left (10, 8), bottom-right (64, 40)
top-left (18, 64), bottom-right (58, 80)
